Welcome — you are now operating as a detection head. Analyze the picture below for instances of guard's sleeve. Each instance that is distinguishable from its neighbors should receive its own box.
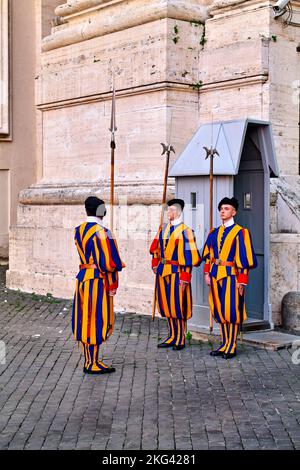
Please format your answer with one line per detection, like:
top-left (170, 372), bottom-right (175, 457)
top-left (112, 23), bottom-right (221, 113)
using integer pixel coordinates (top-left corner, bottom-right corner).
top-left (177, 228), bottom-right (201, 283)
top-left (149, 226), bottom-right (162, 269)
top-left (201, 231), bottom-right (212, 274)
top-left (235, 228), bottom-right (257, 285)
top-left (106, 271), bottom-right (119, 292)
top-left (93, 229), bottom-right (125, 291)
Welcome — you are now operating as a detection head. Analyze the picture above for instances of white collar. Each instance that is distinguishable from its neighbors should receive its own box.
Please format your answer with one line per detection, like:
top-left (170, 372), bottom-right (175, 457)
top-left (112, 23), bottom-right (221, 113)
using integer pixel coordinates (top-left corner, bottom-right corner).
top-left (171, 215), bottom-right (183, 226)
top-left (222, 217), bottom-right (235, 228)
top-left (86, 216), bottom-right (103, 225)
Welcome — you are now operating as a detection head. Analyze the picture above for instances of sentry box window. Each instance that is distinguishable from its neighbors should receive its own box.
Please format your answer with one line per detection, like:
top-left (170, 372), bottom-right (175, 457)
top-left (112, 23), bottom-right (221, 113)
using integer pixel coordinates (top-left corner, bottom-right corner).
top-left (191, 192), bottom-right (197, 209)
top-left (243, 193), bottom-right (252, 210)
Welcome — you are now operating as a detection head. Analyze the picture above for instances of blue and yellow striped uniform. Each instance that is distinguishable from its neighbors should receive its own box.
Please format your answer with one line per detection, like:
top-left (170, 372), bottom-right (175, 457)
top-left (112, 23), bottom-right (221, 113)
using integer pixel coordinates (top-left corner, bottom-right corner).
top-left (72, 221), bottom-right (125, 372)
top-left (150, 222), bottom-right (201, 346)
top-left (202, 222), bottom-right (257, 354)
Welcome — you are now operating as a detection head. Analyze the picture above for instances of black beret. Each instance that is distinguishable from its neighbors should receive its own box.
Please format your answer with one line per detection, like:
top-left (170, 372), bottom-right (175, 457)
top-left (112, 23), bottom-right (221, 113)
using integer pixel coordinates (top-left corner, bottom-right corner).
top-left (218, 197), bottom-right (239, 211)
top-left (85, 196), bottom-right (107, 217)
top-left (167, 198), bottom-right (185, 211)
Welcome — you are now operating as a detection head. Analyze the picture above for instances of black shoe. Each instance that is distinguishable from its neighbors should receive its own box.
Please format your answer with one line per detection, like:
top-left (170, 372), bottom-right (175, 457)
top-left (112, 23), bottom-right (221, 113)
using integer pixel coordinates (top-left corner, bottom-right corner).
top-left (210, 350), bottom-right (224, 357)
top-left (222, 352), bottom-right (237, 360)
top-left (157, 342), bottom-right (173, 348)
top-left (83, 367), bottom-right (116, 374)
top-left (172, 344), bottom-right (185, 351)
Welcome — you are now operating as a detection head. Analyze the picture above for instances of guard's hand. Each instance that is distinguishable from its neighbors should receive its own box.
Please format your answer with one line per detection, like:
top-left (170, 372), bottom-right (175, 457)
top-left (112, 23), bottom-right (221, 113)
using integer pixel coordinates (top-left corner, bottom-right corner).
top-left (152, 267), bottom-right (157, 274)
top-left (237, 284), bottom-right (244, 296)
top-left (180, 281), bottom-right (188, 292)
top-left (108, 289), bottom-right (117, 297)
top-left (204, 273), bottom-right (211, 286)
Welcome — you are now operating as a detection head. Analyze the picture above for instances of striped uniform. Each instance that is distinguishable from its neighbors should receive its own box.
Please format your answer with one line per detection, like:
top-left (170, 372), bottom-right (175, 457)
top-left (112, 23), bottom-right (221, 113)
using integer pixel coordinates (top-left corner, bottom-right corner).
top-left (202, 222), bottom-right (257, 354)
top-left (72, 221), bottom-right (125, 372)
top-left (150, 222), bottom-right (201, 346)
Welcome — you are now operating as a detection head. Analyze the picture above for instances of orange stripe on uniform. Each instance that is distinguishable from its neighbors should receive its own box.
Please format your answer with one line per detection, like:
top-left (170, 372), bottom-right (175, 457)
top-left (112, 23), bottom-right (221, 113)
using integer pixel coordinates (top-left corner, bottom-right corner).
top-left (170, 275), bottom-right (175, 315)
top-left (217, 226), bottom-right (225, 253)
top-left (166, 318), bottom-right (175, 344)
top-left (79, 223), bottom-right (87, 242)
top-left (105, 232), bottom-right (116, 269)
top-left (97, 230), bottom-right (112, 272)
top-left (210, 278), bottom-right (225, 323)
top-left (159, 276), bottom-right (170, 317)
top-left (185, 228), bottom-right (201, 265)
top-left (82, 225), bottom-right (99, 250)
top-left (224, 276), bottom-right (231, 322)
top-left (75, 239), bottom-right (86, 264)
top-left (101, 287), bottom-right (108, 340)
top-left (243, 229), bottom-right (254, 266)
top-left (90, 279), bottom-right (98, 344)
top-left (235, 279), bottom-right (240, 323)
top-left (81, 280), bottom-right (90, 343)
top-left (186, 284), bottom-right (192, 317)
top-left (74, 280), bottom-right (79, 340)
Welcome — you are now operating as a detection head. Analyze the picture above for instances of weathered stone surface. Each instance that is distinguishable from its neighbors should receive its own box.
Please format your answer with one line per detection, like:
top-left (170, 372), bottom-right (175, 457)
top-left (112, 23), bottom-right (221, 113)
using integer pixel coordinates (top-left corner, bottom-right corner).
top-left (0, 171), bottom-right (9, 259)
top-left (38, 20), bottom-right (202, 102)
top-left (43, 0), bottom-right (209, 52)
top-left (269, 177), bottom-right (300, 325)
top-left (38, 90), bottom-right (198, 183)
top-left (0, 0), bottom-right (37, 261)
top-left (0, 0), bottom-right (9, 135)
top-left (56, 0), bottom-right (112, 17)
top-left (282, 292), bottom-right (300, 332)
top-left (271, 177), bottom-right (300, 230)
top-left (270, 233), bottom-right (300, 325)
top-left (210, 0), bottom-right (249, 11)
top-left (201, 0), bottom-right (299, 175)
top-left (18, 181), bottom-right (175, 206)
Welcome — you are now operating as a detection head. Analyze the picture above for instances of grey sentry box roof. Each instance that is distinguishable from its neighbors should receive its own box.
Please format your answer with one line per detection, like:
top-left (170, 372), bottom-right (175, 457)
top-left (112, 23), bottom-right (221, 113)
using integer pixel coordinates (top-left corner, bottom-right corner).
top-left (169, 119), bottom-right (279, 178)
top-left (169, 118), bottom-right (279, 332)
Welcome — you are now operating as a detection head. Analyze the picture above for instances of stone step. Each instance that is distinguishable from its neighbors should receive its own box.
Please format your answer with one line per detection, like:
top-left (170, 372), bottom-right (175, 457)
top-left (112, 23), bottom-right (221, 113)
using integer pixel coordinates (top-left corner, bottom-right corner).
top-left (242, 330), bottom-right (300, 351)
top-left (242, 320), bottom-right (271, 332)
top-left (191, 327), bottom-right (300, 351)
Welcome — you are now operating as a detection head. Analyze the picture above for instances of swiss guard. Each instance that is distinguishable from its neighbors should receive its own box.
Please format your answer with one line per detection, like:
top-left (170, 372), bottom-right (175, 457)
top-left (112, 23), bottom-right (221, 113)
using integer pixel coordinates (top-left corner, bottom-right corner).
top-left (150, 199), bottom-right (201, 350)
top-left (72, 196), bottom-right (125, 374)
top-left (202, 197), bottom-right (257, 359)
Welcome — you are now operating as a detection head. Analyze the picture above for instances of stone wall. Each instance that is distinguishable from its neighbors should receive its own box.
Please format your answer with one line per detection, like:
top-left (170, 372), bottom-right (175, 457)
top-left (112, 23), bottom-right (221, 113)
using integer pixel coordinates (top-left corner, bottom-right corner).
top-left (0, 0), bottom-right (9, 136)
top-left (270, 177), bottom-right (300, 325)
top-left (0, 0), bottom-right (37, 260)
top-left (0, 0), bottom-right (10, 260)
top-left (269, 3), bottom-right (300, 176)
top-left (199, 0), bottom-right (300, 176)
top-left (6, 0), bottom-right (206, 313)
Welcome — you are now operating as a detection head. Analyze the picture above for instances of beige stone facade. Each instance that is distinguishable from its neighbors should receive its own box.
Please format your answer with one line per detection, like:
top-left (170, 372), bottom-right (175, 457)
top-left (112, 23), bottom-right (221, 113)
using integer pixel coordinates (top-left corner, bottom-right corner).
top-left (2, 0), bottom-right (300, 327)
top-left (0, 0), bottom-right (37, 260)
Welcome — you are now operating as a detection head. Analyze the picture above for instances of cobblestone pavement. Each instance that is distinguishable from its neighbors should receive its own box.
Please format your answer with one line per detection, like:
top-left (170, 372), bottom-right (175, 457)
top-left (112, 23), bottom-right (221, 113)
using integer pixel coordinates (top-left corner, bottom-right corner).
top-left (0, 266), bottom-right (300, 451)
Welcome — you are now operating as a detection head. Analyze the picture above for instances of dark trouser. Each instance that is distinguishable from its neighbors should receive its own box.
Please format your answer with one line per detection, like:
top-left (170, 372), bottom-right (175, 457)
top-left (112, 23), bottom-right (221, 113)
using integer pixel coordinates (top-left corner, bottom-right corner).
top-left (217, 323), bottom-right (239, 354)
top-left (163, 318), bottom-right (186, 347)
top-left (82, 343), bottom-right (110, 372)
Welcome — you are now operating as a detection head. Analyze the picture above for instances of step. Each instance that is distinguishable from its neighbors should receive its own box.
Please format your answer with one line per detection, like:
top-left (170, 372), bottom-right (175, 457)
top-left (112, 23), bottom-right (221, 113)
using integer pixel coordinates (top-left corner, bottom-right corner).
top-left (242, 320), bottom-right (271, 332)
top-left (242, 330), bottom-right (300, 351)
top-left (190, 327), bottom-right (300, 351)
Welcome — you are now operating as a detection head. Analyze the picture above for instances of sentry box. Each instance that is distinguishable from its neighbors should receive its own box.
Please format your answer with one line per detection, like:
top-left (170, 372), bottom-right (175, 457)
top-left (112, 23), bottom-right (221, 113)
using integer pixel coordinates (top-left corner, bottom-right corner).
top-left (169, 119), bottom-right (279, 332)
